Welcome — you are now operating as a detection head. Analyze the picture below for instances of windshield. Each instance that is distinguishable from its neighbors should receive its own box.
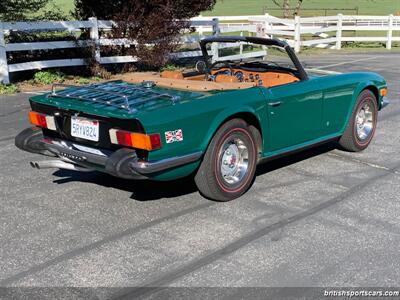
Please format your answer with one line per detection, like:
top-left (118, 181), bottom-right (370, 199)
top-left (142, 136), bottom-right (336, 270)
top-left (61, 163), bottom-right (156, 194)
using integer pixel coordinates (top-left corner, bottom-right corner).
top-left (202, 41), bottom-right (298, 75)
top-left (199, 37), bottom-right (308, 81)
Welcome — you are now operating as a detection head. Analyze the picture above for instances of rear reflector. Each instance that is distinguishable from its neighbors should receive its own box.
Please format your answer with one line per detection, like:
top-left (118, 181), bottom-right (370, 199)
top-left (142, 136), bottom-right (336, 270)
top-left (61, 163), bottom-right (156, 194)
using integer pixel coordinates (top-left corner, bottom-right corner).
top-left (109, 129), bottom-right (161, 151)
top-left (28, 111), bottom-right (56, 130)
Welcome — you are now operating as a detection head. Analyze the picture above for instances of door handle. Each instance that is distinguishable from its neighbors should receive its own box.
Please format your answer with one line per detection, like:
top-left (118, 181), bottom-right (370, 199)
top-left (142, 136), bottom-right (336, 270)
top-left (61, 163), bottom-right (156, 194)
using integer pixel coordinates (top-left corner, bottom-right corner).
top-left (268, 101), bottom-right (282, 107)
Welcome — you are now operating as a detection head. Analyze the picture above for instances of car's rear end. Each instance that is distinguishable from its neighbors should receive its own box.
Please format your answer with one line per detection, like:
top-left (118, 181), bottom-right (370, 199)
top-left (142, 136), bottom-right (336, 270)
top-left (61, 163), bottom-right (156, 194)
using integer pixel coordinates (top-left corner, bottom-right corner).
top-left (15, 81), bottom-right (203, 180)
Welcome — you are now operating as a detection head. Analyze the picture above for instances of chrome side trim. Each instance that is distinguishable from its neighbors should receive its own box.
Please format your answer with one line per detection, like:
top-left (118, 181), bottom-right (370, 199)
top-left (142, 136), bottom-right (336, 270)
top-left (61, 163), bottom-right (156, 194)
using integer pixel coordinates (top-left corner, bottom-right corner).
top-left (131, 151), bottom-right (203, 174)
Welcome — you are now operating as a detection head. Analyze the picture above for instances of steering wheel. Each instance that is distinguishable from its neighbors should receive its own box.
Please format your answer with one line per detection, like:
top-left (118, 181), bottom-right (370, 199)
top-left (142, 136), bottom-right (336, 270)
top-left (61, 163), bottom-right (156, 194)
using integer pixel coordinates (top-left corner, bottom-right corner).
top-left (208, 60), bottom-right (235, 81)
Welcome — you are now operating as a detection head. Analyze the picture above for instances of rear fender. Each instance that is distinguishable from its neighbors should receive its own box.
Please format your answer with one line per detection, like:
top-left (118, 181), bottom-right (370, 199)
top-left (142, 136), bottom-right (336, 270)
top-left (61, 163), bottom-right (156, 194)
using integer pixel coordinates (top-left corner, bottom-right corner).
top-left (200, 105), bottom-right (265, 153)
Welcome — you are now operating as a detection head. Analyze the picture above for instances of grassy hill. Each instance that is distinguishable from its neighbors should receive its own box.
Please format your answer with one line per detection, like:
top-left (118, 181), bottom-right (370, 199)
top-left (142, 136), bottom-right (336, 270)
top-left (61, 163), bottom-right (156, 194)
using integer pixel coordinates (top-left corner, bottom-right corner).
top-left (204, 0), bottom-right (400, 16)
top-left (53, 0), bottom-right (400, 18)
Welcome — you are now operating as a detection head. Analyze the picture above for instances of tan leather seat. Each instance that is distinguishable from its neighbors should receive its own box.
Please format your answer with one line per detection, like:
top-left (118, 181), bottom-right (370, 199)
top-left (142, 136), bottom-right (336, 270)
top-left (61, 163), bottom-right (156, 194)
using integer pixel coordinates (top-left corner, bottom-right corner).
top-left (119, 72), bottom-right (256, 91)
top-left (262, 73), bottom-right (299, 88)
top-left (160, 70), bottom-right (184, 80)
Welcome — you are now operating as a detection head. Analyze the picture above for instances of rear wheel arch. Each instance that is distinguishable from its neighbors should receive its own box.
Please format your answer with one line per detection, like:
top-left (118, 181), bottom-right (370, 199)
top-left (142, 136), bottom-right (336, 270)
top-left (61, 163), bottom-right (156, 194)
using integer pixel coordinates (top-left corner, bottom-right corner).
top-left (206, 112), bottom-right (263, 158)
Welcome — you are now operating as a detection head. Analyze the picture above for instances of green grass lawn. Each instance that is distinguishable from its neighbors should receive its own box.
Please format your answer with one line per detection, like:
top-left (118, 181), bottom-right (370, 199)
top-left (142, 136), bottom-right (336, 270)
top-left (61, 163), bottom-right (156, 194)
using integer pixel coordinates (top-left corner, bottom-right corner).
top-left (54, 0), bottom-right (399, 18)
top-left (52, 0), bottom-right (75, 16)
top-left (203, 0), bottom-right (400, 16)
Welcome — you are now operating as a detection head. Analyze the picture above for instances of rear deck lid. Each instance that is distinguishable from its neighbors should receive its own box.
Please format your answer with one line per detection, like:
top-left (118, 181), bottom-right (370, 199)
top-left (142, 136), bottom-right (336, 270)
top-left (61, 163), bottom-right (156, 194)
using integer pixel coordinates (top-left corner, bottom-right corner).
top-left (30, 81), bottom-right (206, 119)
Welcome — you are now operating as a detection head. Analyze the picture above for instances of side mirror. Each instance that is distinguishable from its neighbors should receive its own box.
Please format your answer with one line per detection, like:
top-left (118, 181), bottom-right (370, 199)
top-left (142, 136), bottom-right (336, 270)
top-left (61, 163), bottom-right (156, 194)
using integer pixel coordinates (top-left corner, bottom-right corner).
top-left (195, 60), bottom-right (207, 73)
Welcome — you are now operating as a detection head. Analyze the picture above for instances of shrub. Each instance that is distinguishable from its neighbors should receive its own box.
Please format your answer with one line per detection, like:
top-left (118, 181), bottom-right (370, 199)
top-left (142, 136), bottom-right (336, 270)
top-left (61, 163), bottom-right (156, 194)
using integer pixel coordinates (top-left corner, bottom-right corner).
top-left (76, 77), bottom-right (90, 85)
top-left (0, 84), bottom-right (18, 95)
top-left (160, 64), bottom-right (181, 72)
top-left (33, 71), bottom-right (65, 85)
top-left (74, 0), bottom-right (217, 67)
top-left (88, 63), bottom-right (112, 79)
top-left (0, 0), bottom-right (66, 22)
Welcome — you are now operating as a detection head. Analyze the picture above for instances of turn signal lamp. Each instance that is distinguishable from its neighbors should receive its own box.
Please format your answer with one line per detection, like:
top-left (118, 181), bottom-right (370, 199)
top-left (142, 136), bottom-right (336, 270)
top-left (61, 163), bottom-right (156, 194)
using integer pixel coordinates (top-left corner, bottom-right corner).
top-left (380, 88), bottom-right (387, 97)
top-left (109, 129), bottom-right (161, 151)
top-left (28, 111), bottom-right (56, 130)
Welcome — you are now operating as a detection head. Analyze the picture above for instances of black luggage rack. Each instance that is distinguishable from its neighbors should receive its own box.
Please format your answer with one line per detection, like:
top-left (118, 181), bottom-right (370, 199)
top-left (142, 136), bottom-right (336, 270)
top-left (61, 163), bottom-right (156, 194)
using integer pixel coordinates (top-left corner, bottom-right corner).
top-left (47, 81), bottom-right (179, 114)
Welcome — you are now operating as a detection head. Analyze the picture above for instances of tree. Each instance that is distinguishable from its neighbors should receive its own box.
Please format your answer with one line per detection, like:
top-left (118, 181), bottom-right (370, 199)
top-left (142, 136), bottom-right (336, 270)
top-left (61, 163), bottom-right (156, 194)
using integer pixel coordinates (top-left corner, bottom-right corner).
top-left (283, 0), bottom-right (290, 18)
top-left (272, 0), bottom-right (304, 18)
top-left (294, 0), bottom-right (303, 16)
top-left (0, 0), bottom-right (65, 21)
top-left (74, 0), bottom-right (217, 66)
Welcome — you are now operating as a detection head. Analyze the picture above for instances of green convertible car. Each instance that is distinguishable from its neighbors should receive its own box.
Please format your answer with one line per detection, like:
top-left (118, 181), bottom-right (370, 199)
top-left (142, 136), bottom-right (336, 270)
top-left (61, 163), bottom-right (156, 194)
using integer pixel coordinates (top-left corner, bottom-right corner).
top-left (15, 36), bottom-right (389, 201)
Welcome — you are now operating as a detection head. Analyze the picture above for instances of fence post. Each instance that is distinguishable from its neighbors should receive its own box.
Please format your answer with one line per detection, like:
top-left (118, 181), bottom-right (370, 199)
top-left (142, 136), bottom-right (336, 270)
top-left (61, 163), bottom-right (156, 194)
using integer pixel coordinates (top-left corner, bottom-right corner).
top-left (294, 16), bottom-right (301, 53)
top-left (212, 18), bottom-right (220, 36)
top-left (211, 18), bottom-right (220, 62)
top-left (89, 17), bottom-right (101, 63)
top-left (240, 31), bottom-right (243, 55)
top-left (0, 22), bottom-right (10, 84)
top-left (387, 14), bottom-right (393, 50)
top-left (198, 15), bottom-right (204, 36)
top-left (264, 13), bottom-right (271, 38)
top-left (336, 14), bottom-right (343, 50)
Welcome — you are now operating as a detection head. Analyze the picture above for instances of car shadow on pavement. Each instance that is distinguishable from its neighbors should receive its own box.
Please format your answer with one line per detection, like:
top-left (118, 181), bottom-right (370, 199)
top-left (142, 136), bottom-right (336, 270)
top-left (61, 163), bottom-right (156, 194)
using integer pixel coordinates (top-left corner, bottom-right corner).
top-left (52, 169), bottom-right (198, 201)
top-left (51, 142), bottom-right (338, 201)
top-left (255, 141), bottom-right (337, 176)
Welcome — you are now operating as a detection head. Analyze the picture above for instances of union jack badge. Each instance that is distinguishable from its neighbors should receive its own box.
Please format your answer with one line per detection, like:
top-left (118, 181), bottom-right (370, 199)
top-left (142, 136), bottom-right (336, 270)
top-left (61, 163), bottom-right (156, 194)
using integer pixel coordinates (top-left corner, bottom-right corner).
top-left (165, 129), bottom-right (183, 144)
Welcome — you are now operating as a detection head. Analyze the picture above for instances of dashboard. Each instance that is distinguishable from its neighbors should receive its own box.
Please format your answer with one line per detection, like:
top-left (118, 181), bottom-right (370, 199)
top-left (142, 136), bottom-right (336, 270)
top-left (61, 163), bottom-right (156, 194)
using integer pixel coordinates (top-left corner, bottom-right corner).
top-left (211, 68), bottom-right (299, 88)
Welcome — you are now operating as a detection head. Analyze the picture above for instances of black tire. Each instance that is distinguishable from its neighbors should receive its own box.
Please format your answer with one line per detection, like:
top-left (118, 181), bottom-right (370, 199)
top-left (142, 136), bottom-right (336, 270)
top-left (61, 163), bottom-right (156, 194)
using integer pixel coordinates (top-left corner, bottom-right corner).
top-left (195, 119), bottom-right (258, 201)
top-left (339, 90), bottom-right (378, 152)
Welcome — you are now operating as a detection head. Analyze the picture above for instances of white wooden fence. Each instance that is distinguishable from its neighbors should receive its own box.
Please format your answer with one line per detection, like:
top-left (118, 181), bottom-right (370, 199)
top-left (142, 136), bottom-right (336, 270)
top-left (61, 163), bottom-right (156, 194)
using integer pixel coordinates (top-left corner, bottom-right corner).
top-left (1, 14), bottom-right (400, 84)
top-left (195, 14), bottom-right (400, 53)
top-left (0, 18), bottom-right (222, 84)
top-left (253, 14), bottom-right (400, 52)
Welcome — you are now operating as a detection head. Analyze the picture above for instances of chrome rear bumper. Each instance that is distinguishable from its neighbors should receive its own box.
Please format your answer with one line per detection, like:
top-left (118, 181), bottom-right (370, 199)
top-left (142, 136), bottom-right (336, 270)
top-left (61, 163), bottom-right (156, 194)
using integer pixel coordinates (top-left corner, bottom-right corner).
top-left (15, 127), bottom-right (202, 179)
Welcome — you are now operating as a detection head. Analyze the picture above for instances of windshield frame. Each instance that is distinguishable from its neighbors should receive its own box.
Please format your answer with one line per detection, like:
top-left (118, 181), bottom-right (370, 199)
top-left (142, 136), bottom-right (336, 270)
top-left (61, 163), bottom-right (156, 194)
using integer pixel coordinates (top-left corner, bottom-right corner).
top-left (199, 36), bottom-right (308, 81)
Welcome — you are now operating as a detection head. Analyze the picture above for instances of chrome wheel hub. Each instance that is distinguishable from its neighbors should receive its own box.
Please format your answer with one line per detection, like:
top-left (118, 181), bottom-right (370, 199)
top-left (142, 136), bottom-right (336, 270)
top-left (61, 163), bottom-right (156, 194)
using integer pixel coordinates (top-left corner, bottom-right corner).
top-left (219, 138), bottom-right (249, 185)
top-left (356, 103), bottom-right (373, 141)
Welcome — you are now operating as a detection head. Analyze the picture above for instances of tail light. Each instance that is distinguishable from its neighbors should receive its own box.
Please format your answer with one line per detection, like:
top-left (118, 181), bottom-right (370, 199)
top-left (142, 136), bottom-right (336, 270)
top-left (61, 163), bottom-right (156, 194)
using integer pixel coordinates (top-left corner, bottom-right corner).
top-left (109, 129), bottom-right (161, 151)
top-left (28, 111), bottom-right (56, 130)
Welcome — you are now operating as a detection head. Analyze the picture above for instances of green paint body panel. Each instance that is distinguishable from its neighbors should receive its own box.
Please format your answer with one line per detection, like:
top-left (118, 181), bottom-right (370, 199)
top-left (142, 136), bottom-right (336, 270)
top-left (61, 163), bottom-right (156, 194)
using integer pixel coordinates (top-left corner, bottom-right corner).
top-left (29, 84), bottom-right (207, 119)
top-left (29, 72), bottom-right (386, 181)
